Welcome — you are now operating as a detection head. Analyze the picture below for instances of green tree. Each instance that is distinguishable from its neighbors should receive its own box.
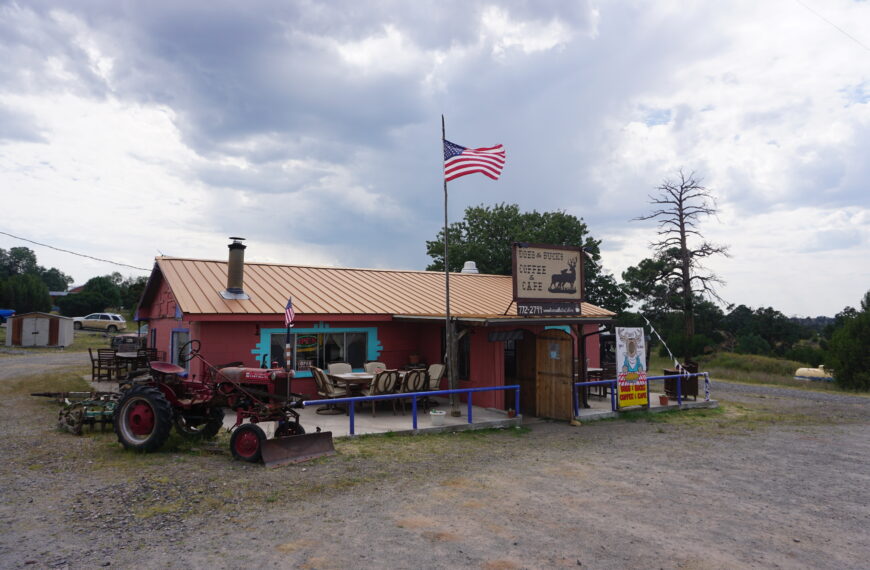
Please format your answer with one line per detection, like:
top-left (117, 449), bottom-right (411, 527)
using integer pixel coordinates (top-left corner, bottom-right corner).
top-left (824, 290), bottom-right (870, 390)
top-left (625, 170), bottom-right (728, 355)
top-left (425, 203), bottom-right (627, 311)
top-left (57, 291), bottom-right (107, 316)
top-left (38, 267), bottom-right (74, 291)
top-left (119, 275), bottom-right (148, 310)
top-left (0, 247), bottom-right (39, 278)
top-left (0, 246), bottom-right (73, 291)
top-left (82, 275), bottom-right (122, 309)
top-left (0, 274), bottom-right (51, 313)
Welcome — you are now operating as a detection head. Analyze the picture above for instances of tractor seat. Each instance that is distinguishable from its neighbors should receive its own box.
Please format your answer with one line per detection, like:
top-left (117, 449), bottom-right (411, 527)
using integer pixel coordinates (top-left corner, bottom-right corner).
top-left (149, 361), bottom-right (186, 375)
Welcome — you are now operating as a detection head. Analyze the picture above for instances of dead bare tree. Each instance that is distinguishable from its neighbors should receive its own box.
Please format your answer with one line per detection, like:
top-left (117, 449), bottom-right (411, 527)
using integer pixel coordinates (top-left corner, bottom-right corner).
top-left (633, 169), bottom-right (729, 340)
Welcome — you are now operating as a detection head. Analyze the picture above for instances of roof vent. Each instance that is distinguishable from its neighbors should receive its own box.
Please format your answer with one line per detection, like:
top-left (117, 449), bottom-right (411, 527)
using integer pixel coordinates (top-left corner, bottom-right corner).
top-left (220, 237), bottom-right (250, 300)
top-left (460, 261), bottom-right (479, 274)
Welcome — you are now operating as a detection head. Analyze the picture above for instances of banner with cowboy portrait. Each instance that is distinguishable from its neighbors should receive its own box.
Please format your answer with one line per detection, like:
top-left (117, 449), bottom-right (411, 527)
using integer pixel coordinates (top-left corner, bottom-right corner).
top-left (616, 327), bottom-right (648, 409)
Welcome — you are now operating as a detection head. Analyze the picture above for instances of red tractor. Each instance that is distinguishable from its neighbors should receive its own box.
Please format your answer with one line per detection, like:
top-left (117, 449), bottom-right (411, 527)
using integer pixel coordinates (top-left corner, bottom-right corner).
top-left (113, 340), bottom-right (334, 466)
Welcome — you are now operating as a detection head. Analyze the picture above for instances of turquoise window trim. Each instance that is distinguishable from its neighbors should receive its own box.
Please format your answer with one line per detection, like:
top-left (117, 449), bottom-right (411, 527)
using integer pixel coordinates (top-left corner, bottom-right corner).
top-left (545, 325), bottom-right (571, 335)
top-left (252, 325), bottom-right (383, 378)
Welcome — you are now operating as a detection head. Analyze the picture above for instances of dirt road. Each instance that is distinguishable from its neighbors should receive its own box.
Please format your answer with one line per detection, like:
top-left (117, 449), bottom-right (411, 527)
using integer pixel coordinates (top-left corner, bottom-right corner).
top-left (0, 353), bottom-right (867, 569)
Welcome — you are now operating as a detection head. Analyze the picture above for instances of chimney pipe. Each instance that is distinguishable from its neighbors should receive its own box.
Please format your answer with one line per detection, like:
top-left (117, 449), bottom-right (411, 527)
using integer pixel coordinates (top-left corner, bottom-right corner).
top-left (221, 237), bottom-right (250, 300)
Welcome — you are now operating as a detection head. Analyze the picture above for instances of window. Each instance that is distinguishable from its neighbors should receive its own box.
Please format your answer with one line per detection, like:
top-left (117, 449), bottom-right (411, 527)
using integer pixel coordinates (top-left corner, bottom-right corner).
top-left (171, 330), bottom-right (190, 371)
top-left (270, 331), bottom-right (369, 372)
top-left (100, 315), bottom-right (111, 320)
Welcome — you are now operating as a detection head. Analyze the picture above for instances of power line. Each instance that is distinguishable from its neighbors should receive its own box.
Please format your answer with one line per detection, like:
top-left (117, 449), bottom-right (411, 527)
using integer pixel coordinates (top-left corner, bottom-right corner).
top-left (795, 0), bottom-right (870, 53)
top-left (0, 230), bottom-right (151, 272)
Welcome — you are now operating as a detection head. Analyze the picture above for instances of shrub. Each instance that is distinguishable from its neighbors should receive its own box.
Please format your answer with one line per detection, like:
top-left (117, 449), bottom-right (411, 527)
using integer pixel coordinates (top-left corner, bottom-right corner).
top-left (826, 310), bottom-right (870, 391)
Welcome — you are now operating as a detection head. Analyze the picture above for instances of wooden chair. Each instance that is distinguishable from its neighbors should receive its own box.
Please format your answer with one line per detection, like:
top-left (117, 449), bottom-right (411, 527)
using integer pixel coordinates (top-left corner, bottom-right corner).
top-left (397, 369), bottom-right (428, 415)
top-left (92, 348), bottom-right (116, 382)
top-left (135, 348), bottom-right (159, 370)
top-left (88, 348), bottom-right (112, 382)
top-left (360, 369), bottom-right (399, 417)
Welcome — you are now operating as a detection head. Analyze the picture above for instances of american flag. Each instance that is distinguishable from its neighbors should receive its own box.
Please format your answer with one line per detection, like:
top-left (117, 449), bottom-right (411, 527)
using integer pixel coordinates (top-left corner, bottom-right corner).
top-left (284, 297), bottom-right (295, 328)
top-left (443, 139), bottom-right (506, 182)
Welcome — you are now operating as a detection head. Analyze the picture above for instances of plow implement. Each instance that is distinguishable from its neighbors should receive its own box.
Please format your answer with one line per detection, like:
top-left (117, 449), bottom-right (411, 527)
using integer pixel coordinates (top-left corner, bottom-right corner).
top-left (261, 431), bottom-right (336, 468)
top-left (31, 392), bottom-right (118, 436)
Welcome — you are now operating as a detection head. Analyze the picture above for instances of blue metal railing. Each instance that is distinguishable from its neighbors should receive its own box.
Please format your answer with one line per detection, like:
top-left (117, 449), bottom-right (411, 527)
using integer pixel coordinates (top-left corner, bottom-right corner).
top-left (573, 372), bottom-right (711, 416)
top-left (303, 384), bottom-right (521, 436)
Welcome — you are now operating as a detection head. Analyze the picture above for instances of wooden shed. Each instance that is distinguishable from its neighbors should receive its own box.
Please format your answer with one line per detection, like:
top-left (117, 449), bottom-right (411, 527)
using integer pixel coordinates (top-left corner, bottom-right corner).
top-left (6, 312), bottom-right (74, 348)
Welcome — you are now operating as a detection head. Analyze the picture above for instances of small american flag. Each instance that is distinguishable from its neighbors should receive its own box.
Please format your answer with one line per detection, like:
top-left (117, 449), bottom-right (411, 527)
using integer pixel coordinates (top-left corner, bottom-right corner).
top-left (284, 297), bottom-right (295, 328)
top-left (443, 139), bottom-right (506, 182)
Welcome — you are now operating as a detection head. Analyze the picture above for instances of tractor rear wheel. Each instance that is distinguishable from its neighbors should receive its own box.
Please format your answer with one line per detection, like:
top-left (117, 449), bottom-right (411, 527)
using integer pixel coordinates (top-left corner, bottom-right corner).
top-left (274, 420), bottom-right (305, 438)
top-left (230, 424), bottom-right (266, 463)
top-left (175, 407), bottom-right (224, 439)
top-left (113, 385), bottom-right (173, 452)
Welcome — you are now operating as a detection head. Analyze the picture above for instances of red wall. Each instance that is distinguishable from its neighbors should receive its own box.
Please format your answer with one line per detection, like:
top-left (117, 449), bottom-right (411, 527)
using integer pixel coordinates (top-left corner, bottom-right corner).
top-left (138, 277), bottom-right (604, 411)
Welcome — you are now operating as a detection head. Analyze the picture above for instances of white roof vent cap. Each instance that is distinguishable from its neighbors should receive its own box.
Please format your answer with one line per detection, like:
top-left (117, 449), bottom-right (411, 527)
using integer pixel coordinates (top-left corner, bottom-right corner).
top-left (461, 261), bottom-right (479, 274)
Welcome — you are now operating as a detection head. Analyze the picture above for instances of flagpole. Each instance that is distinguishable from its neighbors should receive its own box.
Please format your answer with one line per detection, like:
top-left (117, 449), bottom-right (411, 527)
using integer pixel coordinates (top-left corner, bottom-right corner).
top-left (442, 115), bottom-right (459, 416)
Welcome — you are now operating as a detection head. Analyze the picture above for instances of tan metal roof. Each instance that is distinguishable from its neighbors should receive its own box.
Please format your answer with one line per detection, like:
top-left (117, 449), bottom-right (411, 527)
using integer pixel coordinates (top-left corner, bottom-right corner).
top-left (153, 257), bottom-right (615, 320)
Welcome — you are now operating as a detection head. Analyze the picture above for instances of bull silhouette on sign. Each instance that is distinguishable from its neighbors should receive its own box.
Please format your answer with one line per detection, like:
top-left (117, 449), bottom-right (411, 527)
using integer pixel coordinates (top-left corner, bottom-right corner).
top-left (548, 258), bottom-right (577, 293)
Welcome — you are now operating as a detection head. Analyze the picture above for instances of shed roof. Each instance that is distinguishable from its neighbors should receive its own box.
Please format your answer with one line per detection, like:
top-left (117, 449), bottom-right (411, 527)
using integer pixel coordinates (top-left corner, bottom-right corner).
top-left (147, 257), bottom-right (615, 322)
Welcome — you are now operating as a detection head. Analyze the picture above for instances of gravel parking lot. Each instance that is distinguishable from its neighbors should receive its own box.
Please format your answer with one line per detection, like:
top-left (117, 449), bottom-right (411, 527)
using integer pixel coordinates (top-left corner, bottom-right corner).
top-left (1, 351), bottom-right (868, 569)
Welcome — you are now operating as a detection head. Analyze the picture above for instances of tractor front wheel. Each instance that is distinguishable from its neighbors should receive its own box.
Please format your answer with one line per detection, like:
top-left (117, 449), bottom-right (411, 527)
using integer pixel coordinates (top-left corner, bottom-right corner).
top-left (175, 407), bottom-right (224, 440)
top-left (230, 424), bottom-right (266, 463)
top-left (113, 385), bottom-right (173, 452)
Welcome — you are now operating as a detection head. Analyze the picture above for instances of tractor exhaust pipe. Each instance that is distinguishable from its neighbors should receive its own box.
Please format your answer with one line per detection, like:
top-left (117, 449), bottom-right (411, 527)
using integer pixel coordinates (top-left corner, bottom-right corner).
top-left (221, 237), bottom-right (250, 300)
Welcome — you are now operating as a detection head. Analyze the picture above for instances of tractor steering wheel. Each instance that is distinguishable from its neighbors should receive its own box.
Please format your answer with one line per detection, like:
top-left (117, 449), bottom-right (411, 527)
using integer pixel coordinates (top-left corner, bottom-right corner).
top-left (177, 339), bottom-right (201, 364)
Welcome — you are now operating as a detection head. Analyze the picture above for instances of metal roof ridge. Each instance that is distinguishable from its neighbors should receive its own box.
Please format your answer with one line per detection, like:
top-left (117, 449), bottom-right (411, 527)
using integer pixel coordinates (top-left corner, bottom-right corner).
top-left (157, 257), bottom-right (510, 277)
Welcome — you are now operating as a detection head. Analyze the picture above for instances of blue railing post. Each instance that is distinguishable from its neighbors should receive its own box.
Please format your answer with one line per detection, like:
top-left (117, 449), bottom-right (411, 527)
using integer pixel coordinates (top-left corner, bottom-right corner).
top-left (467, 393), bottom-right (473, 423)
top-left (677, 376), bottom-right (682, 406)
top-left (610, 381), bottom-right (616, 411)
top-left (349, 402), bottom-right (355, 435)
top-left (515, 388), bottom-right (520, 416)
top-left (411, 397), bottom-right (418, 430)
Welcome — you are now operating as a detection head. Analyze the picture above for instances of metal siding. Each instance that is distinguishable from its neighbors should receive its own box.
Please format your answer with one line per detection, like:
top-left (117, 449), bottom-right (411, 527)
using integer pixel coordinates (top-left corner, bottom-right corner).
top-left (153, 257), bottom-right (616, 320)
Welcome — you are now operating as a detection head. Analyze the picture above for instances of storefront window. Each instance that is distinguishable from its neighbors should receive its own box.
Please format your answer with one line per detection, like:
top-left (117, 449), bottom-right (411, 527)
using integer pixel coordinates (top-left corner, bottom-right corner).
top-left (270, 331), bottom-right (369, 372)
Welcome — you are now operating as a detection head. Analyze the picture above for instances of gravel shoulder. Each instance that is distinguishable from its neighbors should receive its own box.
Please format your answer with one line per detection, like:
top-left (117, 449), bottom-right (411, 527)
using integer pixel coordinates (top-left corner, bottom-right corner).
top-left (0, 352), bottom-right (868, 569)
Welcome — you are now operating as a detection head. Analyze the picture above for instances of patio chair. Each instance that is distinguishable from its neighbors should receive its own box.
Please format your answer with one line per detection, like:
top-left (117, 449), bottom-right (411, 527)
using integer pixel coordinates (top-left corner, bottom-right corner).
top-left (89, 348), bottom-right (113, 382)
top-left (363, 361), bottom-right (387, 374)
top-left (360, 369), bottom-right (399, 417)
top-left (421, 363), bottom-right (446, 409)
top-left (135, 347), bottom-right (159, 370)
top-left (311, 367), bottom-right (349, 415)
top-left (327, 362), bottom-right (353, 375)
top-left (396, 369), bottom-right (428, 415)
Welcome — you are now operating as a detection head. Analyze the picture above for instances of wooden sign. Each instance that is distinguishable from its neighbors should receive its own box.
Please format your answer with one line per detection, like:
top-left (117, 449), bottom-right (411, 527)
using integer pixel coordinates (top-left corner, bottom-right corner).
top-left (512, 243), bottom-right (583, 315)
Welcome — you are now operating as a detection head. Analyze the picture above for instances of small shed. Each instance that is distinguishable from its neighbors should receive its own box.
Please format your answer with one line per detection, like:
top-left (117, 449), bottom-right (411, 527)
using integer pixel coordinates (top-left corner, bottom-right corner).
top-left (6, 312), bottom-right (74, 348)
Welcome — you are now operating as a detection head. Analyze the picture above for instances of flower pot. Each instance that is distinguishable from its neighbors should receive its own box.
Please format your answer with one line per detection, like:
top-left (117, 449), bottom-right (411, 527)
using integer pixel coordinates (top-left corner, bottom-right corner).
top-left (507, 409), bottom-right (516, 418)
top-left (408, 354), bottom-right (420, 365)
top-left (659, 395), bottom-right (669, 406)
top-left (430, 409), bottom-right (446, 426)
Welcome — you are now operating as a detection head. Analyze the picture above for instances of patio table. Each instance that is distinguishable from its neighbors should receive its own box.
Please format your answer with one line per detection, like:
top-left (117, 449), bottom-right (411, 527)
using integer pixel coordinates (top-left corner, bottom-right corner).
top-left (331, 372), bottom-right (374, 414)
top-left (115, 351), bottom-right (139, 378)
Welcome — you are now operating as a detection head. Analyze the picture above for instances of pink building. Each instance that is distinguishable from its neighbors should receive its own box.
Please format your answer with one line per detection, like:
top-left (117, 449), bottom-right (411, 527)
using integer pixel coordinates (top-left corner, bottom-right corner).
top-left (135, 240), bottom-right (614, 419)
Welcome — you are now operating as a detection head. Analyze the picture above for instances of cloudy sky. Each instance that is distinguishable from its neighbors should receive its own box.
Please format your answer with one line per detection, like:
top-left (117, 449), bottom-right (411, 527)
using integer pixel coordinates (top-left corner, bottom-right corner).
top-left (1, 0), bottom-right (868, 317)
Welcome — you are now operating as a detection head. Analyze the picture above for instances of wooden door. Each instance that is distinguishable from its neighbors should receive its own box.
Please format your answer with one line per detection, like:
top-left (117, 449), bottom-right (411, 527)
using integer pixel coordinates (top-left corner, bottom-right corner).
top-left (515, 333), bottom-right (537, 415)
top-left (535, 329), bottom-right (574, 420)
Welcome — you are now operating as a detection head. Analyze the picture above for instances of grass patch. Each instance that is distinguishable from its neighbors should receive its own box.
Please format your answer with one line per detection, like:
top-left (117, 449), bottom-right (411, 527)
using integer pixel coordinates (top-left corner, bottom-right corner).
top-left (0, 367), bottom-right (91, 396)
top-left (701, 352), bottom-right (807, 376)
